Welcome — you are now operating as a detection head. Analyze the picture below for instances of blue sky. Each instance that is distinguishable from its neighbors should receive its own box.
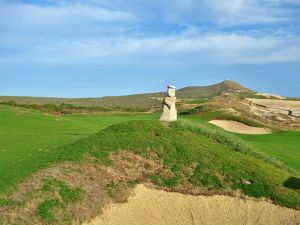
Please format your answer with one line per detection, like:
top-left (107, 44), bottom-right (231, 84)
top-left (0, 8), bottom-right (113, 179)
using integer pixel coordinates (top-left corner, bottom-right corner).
top-left (0, 0), bottom-right (300, 97)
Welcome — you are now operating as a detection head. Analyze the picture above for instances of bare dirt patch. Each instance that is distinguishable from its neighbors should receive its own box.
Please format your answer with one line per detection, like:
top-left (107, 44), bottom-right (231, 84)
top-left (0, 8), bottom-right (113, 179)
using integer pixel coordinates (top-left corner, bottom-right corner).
top-left (83, 184), bottom-right (300, 225)
top-left (209, 120), bottom-right (271, 134)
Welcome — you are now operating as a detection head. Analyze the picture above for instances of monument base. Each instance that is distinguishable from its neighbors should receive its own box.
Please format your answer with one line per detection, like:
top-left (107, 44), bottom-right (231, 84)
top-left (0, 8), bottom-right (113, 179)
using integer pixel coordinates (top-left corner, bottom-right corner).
top-left (160, 108), bottom-right (177, 122)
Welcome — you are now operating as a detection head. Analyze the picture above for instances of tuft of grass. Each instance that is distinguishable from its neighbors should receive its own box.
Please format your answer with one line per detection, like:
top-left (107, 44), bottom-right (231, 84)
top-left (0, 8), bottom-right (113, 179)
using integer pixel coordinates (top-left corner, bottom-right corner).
top-left (42, 179), bottom-right (84, 204)
top-left (150, 174), bottom-right (181, 188)
top-left (37, 198), bottom-right (64, 222)
top-left (189, 165), bottom-right (223, 189)
top-left (171, 120), bottom-right (292, 172)
top-left (127, 179), bottom-right (140, 187)
top-left (38, 180), bottom-right (84, 222)
top-left (58, 182), bottom-right (83, 204)
top-left (0, 198), bottom-right (15, 207)
top-left (106, 181), bottom-right (120, 198)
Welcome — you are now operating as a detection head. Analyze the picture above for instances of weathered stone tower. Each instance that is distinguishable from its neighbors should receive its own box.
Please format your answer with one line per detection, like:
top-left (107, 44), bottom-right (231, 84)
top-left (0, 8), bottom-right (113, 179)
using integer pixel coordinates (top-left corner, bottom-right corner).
top-left (160, 85), bottom-right (177, 122)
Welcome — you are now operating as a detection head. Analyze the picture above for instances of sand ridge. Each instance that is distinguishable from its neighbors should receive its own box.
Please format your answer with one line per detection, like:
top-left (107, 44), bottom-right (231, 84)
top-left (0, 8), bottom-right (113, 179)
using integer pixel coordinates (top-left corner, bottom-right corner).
top-left (209, 120), bottom-right (271, 134)
top-left (83, 184), bottom-right (300, 225)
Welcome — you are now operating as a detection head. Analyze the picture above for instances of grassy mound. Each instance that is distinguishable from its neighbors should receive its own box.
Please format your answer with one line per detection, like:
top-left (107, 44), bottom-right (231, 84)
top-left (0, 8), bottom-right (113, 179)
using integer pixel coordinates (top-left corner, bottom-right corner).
top-left (54, 120), bottom-right (300, 208)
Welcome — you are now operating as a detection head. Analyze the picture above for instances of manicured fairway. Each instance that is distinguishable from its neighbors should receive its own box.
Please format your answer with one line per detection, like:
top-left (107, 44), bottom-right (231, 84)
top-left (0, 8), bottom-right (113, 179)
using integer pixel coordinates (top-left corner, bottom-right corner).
top-left (0, 105), bottom-right (159, 193)
top-left (239, 132), bottom-right (300, 174)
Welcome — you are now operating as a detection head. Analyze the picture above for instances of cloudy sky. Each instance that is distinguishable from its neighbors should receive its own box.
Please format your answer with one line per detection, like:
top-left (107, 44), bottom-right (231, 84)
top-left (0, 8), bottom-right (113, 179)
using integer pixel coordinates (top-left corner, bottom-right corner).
top-left (0, 0), bottom-right (300, 97)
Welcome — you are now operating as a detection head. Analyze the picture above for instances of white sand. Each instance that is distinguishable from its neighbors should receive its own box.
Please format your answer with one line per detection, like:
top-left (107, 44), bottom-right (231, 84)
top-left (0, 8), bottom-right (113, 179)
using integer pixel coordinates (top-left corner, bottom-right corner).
top-left (83, 185), bottom-right (300, 225)
top-left (209, 120), bottom-right (271, 134)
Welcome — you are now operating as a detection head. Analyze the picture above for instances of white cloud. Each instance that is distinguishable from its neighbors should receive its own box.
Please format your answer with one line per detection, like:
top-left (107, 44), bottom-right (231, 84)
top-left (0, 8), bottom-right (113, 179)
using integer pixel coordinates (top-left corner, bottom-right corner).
top-left (0, 2), bottom-right (136, 33)
top-left (83, 0), bottom-right (299, 26)
top-left (1, 29), bottom-right (299, 65)
top-left (0, 1), bottom-right (299, 66)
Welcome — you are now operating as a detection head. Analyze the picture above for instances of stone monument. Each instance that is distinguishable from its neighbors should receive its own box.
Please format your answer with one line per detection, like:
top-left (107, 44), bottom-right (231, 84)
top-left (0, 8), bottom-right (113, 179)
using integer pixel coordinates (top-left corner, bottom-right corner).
top-left (160, 85), bottom-right (177, 122)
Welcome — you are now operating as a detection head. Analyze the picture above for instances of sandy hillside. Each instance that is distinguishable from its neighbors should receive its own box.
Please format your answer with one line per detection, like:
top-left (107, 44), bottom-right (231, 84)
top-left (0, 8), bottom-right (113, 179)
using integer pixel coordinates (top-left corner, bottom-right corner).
top-left (83, 184), bottom-right (300, 225)
top-left (256, 93), bottom-right (287, 100)
top-left (247, 98), bottom-right (300, 109)
top-left (209, 120), bottom-right (271, 134)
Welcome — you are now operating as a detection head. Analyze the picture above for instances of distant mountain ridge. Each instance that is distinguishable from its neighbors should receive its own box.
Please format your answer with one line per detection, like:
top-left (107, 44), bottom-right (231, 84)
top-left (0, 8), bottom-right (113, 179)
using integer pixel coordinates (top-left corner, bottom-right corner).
top-left (0, 80), bottom-right (254, 109)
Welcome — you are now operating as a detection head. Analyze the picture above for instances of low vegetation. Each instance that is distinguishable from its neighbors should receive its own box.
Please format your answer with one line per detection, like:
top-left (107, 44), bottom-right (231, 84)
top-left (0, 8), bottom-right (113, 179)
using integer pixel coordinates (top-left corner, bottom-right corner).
top-left (37, 179), bottom-right (84, 222)
top-left (0, 101), bottom-right (149, 113)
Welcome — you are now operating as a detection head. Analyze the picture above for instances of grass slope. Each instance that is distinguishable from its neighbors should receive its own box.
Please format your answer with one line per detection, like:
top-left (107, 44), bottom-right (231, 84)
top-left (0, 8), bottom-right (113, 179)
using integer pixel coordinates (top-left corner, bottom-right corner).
top-left (182, 114), bottom-right (300, 174)
top-left (53, 120), bottom-right (300, 208)
top-left (0, 105), bottom-right (158, 193)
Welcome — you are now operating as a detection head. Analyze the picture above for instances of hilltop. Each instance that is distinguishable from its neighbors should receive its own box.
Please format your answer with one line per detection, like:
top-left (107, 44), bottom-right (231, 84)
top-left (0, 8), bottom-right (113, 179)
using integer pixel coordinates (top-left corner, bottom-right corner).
top-left (177, 80), bottom-right (254, 98)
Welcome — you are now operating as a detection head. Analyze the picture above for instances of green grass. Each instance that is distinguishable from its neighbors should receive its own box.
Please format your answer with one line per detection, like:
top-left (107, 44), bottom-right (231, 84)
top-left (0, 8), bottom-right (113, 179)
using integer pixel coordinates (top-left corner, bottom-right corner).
top-left (170, 120), bottom-right (290, 172)
top-left (0, 198), bottom-right (15, 207)
top-left (239, 132), bottom-right (300, 174)
top-left (183, 98), bottom-right (208, 104)
top-left (38, 179), bottom-right (84, 222)
top-left (37, 198), bottom-right (64, 222)
top-left (42, 179), bottom-right (84, 204)
top-left (0, 104), bottom-right (159, 194)
top-left (53, 120), bottom-right (299, 208)
top-left (1, 104), bottom-right (300, 209)
top-left (187, 110), bottom-right (265, 128)
top-left (181, 114), bottom-right (300, 174)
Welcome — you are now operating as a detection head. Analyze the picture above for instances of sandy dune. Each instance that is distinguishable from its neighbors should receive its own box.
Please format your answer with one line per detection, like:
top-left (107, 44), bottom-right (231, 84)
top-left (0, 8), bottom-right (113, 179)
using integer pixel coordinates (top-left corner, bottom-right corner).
top-left (209, 120), bottom-right (271, 134)
top-left (83, 185), bottom-right (300, 225)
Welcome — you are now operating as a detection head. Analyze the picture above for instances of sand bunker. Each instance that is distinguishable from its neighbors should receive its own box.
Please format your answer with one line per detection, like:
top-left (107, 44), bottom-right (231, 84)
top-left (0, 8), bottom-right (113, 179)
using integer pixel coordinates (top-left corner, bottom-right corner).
top-left (83, 185), bottom-right (300, 225)
top-left (209, 120), bottom-right (271, 134)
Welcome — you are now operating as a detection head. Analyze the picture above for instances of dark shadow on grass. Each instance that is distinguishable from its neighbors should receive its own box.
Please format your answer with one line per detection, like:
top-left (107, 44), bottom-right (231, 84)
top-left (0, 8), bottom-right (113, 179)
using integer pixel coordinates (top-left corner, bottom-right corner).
top-left (284, 177), bottom-right (300, 190)
top-left (68, 133), bottom-right (90, 136)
